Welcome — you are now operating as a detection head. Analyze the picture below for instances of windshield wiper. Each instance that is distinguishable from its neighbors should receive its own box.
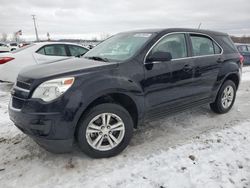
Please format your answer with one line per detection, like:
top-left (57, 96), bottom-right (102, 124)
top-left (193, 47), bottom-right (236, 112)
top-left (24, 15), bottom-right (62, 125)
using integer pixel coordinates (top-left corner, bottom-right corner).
top-left (84, 56), bottom-right (109, 62)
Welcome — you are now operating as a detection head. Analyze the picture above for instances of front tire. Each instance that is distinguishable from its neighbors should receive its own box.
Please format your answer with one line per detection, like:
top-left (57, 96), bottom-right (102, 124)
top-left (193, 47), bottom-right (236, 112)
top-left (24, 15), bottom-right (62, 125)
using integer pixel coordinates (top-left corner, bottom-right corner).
top-left (76, 103), bottom-right (134, 158)
top-left (210, 80), bottom-right (236, 114)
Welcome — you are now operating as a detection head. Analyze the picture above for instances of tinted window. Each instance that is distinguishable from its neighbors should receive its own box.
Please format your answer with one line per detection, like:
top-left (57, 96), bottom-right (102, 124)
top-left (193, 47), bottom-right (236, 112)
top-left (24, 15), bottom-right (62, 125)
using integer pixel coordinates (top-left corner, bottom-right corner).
top-left (0, 43), bottom-right (8, 47)
top-left (10, 43), bottom-right (17, 46)
top-left (37, 45), bottom-right (67, 56)
top-left (68, 45), bottom-right (88, 57)
top-left (190, 35), bottom-right (219, 56)
top-left (151, 33), bottom-right (187, 59)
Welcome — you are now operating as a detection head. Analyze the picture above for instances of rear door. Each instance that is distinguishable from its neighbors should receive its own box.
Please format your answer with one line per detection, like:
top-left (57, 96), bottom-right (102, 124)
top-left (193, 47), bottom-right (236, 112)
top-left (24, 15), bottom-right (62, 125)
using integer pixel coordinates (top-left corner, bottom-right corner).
top-left (189, 33), bottom-right (222, 100)
top-left (34, 44), bottom-right (69, 64)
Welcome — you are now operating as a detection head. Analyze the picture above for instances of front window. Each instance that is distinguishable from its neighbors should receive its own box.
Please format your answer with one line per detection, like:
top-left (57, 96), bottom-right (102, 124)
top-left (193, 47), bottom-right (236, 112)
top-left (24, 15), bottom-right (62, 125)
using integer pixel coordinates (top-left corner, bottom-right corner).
top-left (83, 32), bottom-right (155, 62)
top-left (68, 45), bottom-right (88, 57)
top-left (151, 33), bottom-right (188, 59)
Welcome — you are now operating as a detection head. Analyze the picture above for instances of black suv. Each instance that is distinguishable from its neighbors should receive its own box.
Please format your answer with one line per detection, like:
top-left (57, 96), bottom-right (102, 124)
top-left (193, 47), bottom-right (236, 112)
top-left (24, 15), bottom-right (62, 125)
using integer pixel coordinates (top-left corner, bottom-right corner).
top-left (9, 28), bottom-right (242, 158)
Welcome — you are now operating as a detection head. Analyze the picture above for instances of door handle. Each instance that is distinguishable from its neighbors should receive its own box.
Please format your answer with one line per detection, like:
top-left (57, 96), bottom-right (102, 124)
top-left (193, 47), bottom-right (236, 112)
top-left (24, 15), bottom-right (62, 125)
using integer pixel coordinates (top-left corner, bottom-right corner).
top-left (182, 64), bottom-right (193, 72)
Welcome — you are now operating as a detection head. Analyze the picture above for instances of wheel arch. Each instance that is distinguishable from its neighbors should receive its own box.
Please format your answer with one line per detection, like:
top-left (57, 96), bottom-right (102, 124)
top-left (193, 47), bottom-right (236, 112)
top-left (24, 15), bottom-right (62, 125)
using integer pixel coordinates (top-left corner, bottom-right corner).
top-left (74, 91), bottom-right (141, 138)
top-left (221, 72), bottom-right (240, 90)
top-left (223, 73), bottom-right (240, 90)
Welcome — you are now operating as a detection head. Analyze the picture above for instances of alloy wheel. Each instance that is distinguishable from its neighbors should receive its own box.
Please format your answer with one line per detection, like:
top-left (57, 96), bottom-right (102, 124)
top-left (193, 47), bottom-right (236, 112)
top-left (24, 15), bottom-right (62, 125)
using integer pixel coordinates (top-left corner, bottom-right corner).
top-left (221, 85), bottom-right (234, 109)
top-left (86, 113), bottom-right (125, 151)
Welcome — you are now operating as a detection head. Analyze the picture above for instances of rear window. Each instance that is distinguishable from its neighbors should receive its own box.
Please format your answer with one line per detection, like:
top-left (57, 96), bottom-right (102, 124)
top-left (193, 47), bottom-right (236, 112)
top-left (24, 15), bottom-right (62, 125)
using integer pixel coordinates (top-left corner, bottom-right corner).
top-left (12, 44), bottom-right (35, 53)
top-left (218, 36), bottom-right (238, 54)
top-left (237, 45), bottom-right (249, 52)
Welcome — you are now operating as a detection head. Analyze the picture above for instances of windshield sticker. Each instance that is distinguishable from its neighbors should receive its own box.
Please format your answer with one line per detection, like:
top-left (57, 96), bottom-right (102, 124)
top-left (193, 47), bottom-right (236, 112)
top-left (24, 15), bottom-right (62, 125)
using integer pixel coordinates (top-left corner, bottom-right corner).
top-left (133, 33), bottom-right (152, 38)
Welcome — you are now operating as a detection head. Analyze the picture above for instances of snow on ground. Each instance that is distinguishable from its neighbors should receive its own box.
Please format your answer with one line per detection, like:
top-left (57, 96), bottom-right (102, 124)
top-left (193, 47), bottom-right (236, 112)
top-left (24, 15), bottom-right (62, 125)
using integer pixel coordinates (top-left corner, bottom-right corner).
top-left (242, 66), bottom-right (250, 81)
top-left (0, 67), bottom-right (250, 188)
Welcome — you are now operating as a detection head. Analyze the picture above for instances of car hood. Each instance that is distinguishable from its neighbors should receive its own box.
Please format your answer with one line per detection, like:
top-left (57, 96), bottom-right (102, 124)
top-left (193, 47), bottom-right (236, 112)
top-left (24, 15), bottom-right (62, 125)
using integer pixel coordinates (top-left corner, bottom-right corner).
top-left (18, 57), bottom-right (118, 83)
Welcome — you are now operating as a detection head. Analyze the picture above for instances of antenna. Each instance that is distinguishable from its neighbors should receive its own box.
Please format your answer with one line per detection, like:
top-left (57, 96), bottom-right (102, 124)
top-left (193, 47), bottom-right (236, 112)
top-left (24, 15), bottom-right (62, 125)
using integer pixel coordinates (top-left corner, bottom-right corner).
top-left (31, 15), bottom-right (39, 41)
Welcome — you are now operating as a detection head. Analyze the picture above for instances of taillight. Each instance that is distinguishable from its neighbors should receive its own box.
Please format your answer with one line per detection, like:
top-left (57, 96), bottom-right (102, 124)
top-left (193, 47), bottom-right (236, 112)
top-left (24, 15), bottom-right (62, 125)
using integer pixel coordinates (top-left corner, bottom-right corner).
top-left (0, 57), bottom-right (14, 65)
top-left (239, 55), bottom-right (244, 65)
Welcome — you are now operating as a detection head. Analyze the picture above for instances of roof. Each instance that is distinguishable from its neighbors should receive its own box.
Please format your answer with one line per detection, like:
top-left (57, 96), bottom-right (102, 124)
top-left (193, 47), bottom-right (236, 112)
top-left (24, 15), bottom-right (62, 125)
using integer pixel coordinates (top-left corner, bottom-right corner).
top-left (33, 41), bottom-right (86, 48)
top-left (122, 28), bottom-right (227, 36)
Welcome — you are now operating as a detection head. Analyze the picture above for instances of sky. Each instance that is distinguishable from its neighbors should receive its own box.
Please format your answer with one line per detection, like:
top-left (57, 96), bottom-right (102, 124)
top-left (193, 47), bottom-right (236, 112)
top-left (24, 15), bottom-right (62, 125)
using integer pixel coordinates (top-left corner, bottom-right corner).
top-left (0, 0), bottom-right (249, 41)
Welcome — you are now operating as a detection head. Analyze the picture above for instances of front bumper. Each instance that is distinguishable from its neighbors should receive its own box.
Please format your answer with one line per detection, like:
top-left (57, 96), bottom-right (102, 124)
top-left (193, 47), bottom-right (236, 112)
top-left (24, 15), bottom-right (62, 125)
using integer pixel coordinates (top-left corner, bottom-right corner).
top-left (31, 136), bottom-right (73, 153)
top-left (9, 101), bottom-right (74, 153)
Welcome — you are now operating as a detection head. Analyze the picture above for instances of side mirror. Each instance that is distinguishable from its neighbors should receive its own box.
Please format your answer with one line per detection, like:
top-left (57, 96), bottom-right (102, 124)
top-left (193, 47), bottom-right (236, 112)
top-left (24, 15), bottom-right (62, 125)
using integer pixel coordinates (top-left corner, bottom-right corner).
top-left (146, 51), bottom-right (172, 63)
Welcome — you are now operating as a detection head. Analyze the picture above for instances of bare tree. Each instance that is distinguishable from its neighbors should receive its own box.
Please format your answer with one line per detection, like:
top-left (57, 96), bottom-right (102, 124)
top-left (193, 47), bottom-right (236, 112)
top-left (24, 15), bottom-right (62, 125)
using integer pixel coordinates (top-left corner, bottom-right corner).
top-left (231, 35), bottom-right (250, 44)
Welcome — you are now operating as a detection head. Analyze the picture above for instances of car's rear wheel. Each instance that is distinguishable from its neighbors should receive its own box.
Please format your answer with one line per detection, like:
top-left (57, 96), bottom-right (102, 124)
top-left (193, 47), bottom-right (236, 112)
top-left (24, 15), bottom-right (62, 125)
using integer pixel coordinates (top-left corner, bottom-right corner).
top-left (210, 80), bottom-right (236, 114)
top-left (76, 103), bottom-right (133, 158)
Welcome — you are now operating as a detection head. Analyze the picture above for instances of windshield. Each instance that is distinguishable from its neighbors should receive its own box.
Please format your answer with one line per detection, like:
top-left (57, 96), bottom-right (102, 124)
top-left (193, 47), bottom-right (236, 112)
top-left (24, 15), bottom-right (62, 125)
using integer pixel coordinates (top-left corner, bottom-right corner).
top-left (83, 32), bottom-right (154, 62)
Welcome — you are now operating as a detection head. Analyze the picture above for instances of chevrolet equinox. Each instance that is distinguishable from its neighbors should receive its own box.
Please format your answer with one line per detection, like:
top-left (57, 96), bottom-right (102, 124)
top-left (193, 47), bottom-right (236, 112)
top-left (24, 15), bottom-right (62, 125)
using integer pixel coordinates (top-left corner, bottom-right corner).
top-left (9, 28), bottom-right (242, 158)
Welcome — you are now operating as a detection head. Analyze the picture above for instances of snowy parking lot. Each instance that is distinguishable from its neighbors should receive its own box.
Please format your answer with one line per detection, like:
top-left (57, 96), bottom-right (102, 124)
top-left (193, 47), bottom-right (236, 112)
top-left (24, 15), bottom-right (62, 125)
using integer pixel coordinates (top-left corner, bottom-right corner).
top-left (0, 67), bottom-right (250, 188)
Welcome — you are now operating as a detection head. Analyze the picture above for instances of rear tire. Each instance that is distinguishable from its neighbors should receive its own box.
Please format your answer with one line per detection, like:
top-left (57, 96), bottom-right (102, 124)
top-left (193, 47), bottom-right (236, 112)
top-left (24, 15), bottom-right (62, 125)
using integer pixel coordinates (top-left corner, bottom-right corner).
top-left (76, 103), bottom-right (133, 158)
top-left (210, 80), bottom-right (236, 114)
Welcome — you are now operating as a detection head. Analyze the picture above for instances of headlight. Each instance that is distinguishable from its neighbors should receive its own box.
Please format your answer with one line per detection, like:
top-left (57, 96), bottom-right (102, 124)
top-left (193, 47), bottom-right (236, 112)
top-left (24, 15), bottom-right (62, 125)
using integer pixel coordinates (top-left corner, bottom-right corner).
top-left (32, 77), bottom-right (75, 102)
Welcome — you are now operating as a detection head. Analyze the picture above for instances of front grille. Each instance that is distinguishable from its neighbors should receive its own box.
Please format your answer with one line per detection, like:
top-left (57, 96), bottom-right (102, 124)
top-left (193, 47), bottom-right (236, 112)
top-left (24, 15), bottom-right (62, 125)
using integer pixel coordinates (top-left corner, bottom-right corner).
top-left (16, 80), bottom-right (31, 90)
top-left (12, 97), bottom-right (25, 109)
top-left (11, 79), bottom-right (32, 110)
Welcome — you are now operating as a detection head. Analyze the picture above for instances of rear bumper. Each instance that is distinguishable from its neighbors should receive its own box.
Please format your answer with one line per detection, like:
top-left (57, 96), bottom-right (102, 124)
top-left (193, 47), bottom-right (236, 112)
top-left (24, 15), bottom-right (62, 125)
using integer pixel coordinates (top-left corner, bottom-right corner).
top-left (9, 103), bottom-right (74, 153)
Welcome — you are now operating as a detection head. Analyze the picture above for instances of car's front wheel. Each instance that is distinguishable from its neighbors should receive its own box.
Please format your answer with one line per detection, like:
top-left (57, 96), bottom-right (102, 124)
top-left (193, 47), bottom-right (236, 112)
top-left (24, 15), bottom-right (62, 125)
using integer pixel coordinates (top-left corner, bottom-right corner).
top-left (76, 103), bottom-right (134, 158)
top-left (210, 80), bottom-right (236, 114)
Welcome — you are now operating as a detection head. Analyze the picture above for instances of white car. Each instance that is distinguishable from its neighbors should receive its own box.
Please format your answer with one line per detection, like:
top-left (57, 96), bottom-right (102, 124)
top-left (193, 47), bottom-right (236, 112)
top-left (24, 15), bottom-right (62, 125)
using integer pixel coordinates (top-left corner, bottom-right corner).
top-left (7, 42), bottom-right (19, 51)
top-left (0, 42), bottom-right (89, 82)
top-left (0, 43), bottom-right (10, 53)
